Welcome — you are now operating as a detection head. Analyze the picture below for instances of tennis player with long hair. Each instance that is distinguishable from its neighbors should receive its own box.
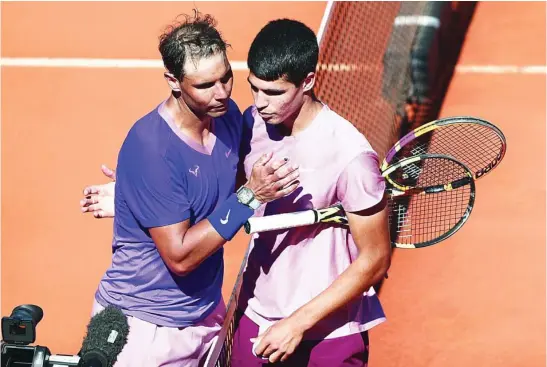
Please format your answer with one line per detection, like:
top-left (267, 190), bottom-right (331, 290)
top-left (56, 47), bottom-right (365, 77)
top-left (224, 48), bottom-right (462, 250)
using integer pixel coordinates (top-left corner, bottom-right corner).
top-left (80, 12), bottom-right (299, 367)
top-left (81, 18), bottom-right (390, 367)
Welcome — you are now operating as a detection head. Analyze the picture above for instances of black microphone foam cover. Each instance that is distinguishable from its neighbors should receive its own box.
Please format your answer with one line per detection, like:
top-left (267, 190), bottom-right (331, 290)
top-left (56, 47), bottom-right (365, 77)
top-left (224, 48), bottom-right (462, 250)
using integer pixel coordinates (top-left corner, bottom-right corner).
top-left (79, 305), bottom-right (129, 367)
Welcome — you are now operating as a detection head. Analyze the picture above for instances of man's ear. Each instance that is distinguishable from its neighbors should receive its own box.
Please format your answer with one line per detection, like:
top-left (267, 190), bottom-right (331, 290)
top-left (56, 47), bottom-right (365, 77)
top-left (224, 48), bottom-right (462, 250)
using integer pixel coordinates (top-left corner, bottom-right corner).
top-left (164, 72), bottom-right (181, 93)
top-left (302, 72), bottom-right (316, 92)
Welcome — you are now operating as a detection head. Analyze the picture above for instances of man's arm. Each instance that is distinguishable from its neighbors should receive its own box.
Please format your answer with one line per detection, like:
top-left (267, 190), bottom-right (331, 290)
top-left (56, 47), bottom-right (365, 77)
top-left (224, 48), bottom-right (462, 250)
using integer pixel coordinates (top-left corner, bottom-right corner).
top-left (81, 153), bottom-right (300, 276)
top-left (254, 150), bottom-right (390, 362)
top-left (253, 198), bottom-right (391, 362)
top-left (289, 197), bottom-right (391, 325)
top-left (158, 112), bottom-right (255, 271)
top-left (151, 153), bottom-right (300, 276)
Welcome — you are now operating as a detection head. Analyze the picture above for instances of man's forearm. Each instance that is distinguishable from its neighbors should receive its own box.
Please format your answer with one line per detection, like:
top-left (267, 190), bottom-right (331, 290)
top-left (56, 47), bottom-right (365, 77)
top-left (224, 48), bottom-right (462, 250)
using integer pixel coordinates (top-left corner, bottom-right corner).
top-left (176, 219), bottom-right (230, 273)
top-left (153, 155), bottom-right (299, 276)
top-left (151, 190), bottom-right (254, 276)
top-left (150, 217), bottom-right (229, 276)
top-left (176, 165), bottom-right (250, 271)
top-left (290, 252), bottom-right (390, 332)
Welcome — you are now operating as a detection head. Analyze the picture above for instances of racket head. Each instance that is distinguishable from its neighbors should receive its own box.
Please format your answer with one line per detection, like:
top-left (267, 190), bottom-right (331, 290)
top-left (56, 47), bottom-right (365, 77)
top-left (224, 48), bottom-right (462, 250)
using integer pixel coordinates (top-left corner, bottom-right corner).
top-left (385, 154), bottom-right (476, 249)
top-left (382, 116), bottom-right (506, 186)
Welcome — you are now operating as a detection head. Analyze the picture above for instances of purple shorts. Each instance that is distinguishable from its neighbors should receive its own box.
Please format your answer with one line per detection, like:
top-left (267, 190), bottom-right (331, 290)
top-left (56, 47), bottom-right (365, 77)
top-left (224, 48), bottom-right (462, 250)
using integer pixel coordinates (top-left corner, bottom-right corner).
top-left (230, 312), bottom-right (369, 367)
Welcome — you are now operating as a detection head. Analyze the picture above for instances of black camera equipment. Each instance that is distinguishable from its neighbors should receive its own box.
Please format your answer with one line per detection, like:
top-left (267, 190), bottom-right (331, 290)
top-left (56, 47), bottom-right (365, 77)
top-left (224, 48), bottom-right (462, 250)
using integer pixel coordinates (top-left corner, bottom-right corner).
top-left (1, 304), bottom-right (128, 367)
top-left (1, 304), bottom-right (79, 367)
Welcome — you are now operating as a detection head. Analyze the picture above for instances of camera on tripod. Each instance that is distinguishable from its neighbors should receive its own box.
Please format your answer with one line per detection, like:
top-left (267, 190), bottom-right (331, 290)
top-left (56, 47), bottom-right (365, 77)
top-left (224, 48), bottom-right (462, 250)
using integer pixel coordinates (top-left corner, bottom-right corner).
top-left (1, 304), bottom-right (80, 367)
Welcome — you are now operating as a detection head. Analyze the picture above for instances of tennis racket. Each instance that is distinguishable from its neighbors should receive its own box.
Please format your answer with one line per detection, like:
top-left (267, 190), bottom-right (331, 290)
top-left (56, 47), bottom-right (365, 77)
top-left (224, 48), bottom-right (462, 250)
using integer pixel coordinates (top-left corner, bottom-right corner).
top-left (381, 116), bottom-right (506, 189)
top-left (245, 154), bottom-right (476, 249)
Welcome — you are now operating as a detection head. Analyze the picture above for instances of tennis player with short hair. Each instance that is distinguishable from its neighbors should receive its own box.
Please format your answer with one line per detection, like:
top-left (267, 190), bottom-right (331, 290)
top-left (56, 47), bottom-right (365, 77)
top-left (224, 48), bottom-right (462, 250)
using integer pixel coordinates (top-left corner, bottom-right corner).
top-left (81, 12), bottom-right (299, 366)
top-left (228, 19), bottom-right (391, 366)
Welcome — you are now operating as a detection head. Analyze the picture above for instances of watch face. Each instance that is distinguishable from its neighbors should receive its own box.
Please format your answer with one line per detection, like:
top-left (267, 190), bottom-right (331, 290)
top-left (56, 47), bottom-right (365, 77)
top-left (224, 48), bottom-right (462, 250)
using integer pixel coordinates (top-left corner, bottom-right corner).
top-left (239, 187), bottom-right (253, 203)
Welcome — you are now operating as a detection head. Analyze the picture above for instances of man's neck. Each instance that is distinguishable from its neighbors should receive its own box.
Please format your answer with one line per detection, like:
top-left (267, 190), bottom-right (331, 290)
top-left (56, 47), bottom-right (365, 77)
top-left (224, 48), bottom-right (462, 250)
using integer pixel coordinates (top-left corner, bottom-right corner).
top-left (280, 95), bottom-right (323, 136)
top-left (164, 94), bottom-right (212, 145)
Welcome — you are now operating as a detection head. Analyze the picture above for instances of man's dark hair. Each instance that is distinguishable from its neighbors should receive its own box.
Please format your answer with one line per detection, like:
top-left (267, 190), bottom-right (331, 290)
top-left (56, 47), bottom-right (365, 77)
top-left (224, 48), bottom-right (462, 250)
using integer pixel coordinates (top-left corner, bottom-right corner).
top-left (248, 19), bottom-right (319, 86)
top-left (159, 10), bottom-right (229, 81)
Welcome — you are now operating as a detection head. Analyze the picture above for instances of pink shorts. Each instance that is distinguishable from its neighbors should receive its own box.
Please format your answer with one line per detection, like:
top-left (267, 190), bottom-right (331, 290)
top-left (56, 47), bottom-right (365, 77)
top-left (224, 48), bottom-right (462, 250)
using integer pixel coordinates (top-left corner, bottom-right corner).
top-left (91, 299), bottom-right (225, 367)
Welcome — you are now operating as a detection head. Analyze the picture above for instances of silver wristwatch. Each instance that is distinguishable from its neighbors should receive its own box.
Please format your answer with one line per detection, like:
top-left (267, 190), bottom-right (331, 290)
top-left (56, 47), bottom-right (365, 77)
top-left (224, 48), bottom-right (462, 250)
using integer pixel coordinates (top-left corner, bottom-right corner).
top-left (236, 186), bottom-right (261, 210)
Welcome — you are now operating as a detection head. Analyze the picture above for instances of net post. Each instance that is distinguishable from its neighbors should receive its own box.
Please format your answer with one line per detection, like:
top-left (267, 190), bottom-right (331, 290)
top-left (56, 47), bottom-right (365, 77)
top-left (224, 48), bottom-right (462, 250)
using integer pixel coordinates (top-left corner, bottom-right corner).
top-left (316, 0), bottom-right (335, 46)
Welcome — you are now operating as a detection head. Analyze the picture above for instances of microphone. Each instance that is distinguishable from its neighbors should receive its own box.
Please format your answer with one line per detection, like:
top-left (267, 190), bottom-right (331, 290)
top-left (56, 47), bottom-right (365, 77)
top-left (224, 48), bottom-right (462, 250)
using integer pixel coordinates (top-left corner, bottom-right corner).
top-left (78, 305), bottom-right (129, 367)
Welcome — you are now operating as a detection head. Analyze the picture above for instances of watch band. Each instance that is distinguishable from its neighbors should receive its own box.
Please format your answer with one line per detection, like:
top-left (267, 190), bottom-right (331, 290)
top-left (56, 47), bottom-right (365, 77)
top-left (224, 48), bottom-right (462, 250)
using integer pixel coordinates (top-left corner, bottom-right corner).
top-left (247, 197), bottom-right (261, 210)
top-left (236, 186), bottom-right (261, 210)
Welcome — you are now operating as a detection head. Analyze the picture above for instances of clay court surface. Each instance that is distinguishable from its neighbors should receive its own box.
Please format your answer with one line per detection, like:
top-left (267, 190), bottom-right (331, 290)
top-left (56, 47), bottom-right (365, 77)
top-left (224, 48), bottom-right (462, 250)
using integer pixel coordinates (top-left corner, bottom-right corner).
top-left (2, 2), bottom-right (545, 366)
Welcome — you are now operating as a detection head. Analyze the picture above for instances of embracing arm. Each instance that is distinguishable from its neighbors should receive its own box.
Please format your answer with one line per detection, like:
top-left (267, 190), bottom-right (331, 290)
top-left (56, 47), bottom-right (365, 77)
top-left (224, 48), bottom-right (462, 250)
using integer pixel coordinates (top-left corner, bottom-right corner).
top-left (153, 154), bottom-right (299, 275)
top-left (80, 153), bottom-right (299, 276)
top-left (290, 197), bottom-right (391, 328)
top-left (149, 216), bottom-right (224, 276)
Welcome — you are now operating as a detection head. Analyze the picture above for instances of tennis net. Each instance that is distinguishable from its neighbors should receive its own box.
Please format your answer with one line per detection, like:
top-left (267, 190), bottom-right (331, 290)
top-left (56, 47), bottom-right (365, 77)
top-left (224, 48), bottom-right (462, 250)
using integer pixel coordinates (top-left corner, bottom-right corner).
top-left (314, 1), bottom-right (435, 161)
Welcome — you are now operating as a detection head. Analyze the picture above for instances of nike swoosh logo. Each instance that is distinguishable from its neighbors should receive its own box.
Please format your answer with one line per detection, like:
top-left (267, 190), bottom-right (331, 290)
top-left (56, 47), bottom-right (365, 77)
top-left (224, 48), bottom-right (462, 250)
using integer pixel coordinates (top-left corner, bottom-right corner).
top-left (225, 148), bottom-right (232, 158)
top-left (220, 210), bottom-right (231, 224)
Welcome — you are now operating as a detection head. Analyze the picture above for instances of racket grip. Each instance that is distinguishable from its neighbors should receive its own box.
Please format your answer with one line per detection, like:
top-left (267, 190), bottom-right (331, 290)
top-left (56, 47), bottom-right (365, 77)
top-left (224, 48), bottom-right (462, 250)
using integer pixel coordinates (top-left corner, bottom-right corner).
top-left (244, 210), bottom-right (318, 234)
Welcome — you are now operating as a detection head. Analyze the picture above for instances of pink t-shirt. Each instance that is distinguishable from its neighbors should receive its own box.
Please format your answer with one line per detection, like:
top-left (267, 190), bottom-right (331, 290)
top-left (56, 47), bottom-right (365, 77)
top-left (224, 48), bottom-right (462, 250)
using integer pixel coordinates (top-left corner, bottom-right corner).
top-left (239, 104), bottom-right (387, 340)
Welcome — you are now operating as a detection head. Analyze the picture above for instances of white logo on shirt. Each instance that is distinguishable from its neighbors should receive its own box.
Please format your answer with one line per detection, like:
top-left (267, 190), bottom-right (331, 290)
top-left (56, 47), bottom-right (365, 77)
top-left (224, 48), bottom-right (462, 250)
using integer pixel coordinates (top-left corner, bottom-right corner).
top-left (220, 210), bottom-right (231, 224)
top-left (225, 147), bottom-right (232, 158)
top-left (189, 165), bottom-right (200, 177)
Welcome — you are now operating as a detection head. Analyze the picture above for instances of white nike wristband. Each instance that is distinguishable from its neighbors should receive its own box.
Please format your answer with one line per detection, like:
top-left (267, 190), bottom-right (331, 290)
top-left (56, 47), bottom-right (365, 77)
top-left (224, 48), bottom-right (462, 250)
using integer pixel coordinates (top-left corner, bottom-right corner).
top-left (208, 193), bottom-right (254, 240)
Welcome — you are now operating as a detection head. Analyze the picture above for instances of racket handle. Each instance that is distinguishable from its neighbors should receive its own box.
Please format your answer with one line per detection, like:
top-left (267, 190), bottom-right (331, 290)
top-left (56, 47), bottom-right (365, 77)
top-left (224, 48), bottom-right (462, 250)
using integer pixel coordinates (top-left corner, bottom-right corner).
top-left (244, 210), bottom-right (318, 234)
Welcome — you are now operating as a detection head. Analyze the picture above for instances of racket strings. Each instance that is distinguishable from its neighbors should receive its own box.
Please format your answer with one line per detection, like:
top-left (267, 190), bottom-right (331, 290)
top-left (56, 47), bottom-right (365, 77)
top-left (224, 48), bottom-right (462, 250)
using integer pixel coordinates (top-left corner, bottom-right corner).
top-left (426, 125), bottom-right (501, 172)
top-left (391, 123), bottom-right (504, 176)
top-left (206, 244), bottom-right (250, 367)
top-left (215, 313), bottom-right (238, 366)
top-left (388, 156), bottom-right (474, 246)
top-left (389, 185), bottom-right (472, 245)
top-left (392, 202), bottom-right (412, 238)
top-left (390, 156), bottom-right (469, 188)
top-left (400, 162), bottom-right (423, 180)
top-left (209, 296), bottom-right (239, 367)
